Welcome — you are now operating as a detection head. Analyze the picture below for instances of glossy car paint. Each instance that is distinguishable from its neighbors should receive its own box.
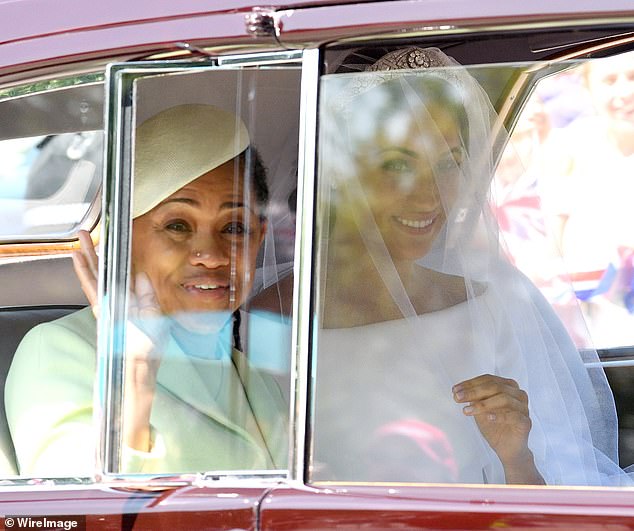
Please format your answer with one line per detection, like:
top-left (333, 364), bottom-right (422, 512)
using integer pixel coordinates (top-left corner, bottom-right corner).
top-left (0, 484), bottom-right (270, 530)
top-left (1, 0), bottom-right (349, 72)
top-left (4, 1), bottom-right (634, 529)
top-left (130, 486), bottom-right (268, 530)
top-left (4, 0), bottom-right (634, 73)
top-left (260, 484), bottom-right (634, 529)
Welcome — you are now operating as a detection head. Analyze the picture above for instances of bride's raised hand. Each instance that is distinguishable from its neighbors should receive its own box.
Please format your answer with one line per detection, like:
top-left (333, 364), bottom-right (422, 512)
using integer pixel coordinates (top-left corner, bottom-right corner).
top-left (452, 374), bottom-right (545, 485)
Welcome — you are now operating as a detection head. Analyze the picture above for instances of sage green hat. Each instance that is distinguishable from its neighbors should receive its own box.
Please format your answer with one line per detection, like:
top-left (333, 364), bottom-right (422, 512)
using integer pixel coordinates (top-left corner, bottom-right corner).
top-left (133, 104), bottom-right (250, 218)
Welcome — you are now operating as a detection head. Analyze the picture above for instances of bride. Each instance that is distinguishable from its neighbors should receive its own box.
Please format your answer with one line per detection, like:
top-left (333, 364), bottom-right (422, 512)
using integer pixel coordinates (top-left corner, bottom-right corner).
top-left (311, 47), bottom-right (625, 485)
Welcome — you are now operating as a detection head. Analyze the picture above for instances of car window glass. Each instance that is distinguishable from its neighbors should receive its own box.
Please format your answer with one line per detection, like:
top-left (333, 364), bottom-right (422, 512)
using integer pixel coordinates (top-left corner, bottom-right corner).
top-left (106, 64), bottom-right (300, 475)
top-left (493, 50), bottom-right (634, 352)
top-left (0, 75), bottom-right (103, 479)
top-left (0, 78), bottom-right (103, 240)
top-left (491, 49), bottom-right (634, 470)
top-left (310, 48), bottom-right (628, 486)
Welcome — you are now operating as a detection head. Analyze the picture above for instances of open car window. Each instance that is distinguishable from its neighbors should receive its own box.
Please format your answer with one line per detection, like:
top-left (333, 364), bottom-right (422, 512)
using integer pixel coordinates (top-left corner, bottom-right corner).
top-left (309, 46), bottom-right (633, 486)
top-left (100, 54), bottom-right (304, 477)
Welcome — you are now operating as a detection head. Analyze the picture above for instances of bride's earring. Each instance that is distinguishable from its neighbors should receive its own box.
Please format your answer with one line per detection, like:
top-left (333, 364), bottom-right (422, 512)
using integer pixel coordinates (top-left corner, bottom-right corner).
top-left (455, 208), bottom-right (468, 223)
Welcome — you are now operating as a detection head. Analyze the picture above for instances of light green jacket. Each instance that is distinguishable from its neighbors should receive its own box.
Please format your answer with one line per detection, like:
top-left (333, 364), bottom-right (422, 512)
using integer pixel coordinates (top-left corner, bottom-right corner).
top-left (6, 307), bottom-right (288, 476)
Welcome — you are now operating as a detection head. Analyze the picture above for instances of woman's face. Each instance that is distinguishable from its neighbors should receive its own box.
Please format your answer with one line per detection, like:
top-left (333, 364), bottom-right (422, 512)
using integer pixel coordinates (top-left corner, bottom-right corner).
top-left (131, 158), bottom-right (266, 320)
top-left (352, 103), bottom-right (464, 262)
top-left (586, 55), bottom-right (634, 132)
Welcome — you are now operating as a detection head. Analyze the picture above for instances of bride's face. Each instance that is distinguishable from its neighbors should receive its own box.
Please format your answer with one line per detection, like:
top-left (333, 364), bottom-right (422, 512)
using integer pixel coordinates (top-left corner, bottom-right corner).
top-left (354, 103), bottom-right (464, 262)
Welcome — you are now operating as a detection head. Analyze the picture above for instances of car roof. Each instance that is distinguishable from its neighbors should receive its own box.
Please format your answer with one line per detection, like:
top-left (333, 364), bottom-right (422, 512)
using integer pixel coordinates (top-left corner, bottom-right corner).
top-left (4, 0), bottom-right (634, 46)
top-left (3, 0), bottom-right (634, 75)
top-left (1, 0), bottom-right (361, 45)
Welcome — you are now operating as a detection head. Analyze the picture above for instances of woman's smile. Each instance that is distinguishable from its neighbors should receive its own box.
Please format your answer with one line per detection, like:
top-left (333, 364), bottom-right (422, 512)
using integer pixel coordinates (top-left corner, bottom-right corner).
top-left (392, 213), bottom-right (440, 234)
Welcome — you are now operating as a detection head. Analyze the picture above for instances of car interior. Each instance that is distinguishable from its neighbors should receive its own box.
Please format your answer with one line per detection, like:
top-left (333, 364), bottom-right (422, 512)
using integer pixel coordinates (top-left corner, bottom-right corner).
top-left (2, 25), bottom-right (634, 478)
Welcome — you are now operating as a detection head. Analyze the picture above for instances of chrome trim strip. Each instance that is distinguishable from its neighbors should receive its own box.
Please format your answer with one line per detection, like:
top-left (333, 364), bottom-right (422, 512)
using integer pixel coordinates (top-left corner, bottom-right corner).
top-left (0, 473), bottom-right (285, 490)
top-left (586, 360), bottom-right (634, 368)
top-left (0, 73), bottom-right (103, 103)
top-left (289, 47), bottom-right (320, 482)
top-left (97, 62), bottom-right (135, 475)
top-left (217, 49), bottom-right (303, 66)
top-left (89, 469), bottom-right (287, 488)
top-left (315, 19), bottom-right (634, 46)
top-left (275, 2), bottom-right (634, 47)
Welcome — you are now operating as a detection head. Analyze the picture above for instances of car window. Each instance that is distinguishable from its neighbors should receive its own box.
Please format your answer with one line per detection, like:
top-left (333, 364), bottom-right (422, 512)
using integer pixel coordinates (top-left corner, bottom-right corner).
top-left (0, 74), bottom-right (103, 479)
top-left (309, 46), bottom-right (629, 486)
top-left (101, 58), bottom-right (302, 476)
top-left (491, 49), bottom-right (634, 471)
top-left (0, 76), bottom-right (103, 241)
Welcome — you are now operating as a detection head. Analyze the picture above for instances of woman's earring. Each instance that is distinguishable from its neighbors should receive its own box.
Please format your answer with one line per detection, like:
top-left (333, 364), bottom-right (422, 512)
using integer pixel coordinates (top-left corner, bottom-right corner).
top-left (454, 208), bottom-right (468, 223)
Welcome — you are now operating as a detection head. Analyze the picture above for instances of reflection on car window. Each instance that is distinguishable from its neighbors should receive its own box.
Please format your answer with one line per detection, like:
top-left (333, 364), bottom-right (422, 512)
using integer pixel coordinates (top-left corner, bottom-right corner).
top-left (494, 50), bottom-right (634, 352)
top-left (0, 132), bottom-right (102, 238)
top-left (112, 67), bottom-right (299, 474)
top-left (4, 64), bottom-right (300, 478)
top-left (0, 79), bottom-right (103, 241)
top-left (310, 46), bottom-right (628, 486)
top-left (491, 49), bottom-right (634, 471)
top-left (1, 76), bottom-right (103, 478)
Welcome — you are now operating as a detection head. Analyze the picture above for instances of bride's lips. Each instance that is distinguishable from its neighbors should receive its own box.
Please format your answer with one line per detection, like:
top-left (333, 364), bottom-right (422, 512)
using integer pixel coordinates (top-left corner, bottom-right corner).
top-left (392, 213), bottom-right (440, 235)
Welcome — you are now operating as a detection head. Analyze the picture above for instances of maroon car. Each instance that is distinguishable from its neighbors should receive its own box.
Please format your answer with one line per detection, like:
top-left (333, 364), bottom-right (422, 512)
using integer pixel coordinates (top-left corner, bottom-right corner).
top-left (2, 1), bottom-right (634, 529)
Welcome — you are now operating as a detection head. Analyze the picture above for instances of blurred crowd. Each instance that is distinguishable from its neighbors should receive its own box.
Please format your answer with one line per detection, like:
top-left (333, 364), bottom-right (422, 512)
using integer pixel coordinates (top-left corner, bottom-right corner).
top-left (493, 51), bottom-right (634, 349)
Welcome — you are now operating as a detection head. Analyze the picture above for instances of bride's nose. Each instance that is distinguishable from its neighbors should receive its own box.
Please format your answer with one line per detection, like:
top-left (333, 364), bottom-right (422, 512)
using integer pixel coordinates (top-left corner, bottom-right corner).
top-left (403, 168), bottom-right (441, 206)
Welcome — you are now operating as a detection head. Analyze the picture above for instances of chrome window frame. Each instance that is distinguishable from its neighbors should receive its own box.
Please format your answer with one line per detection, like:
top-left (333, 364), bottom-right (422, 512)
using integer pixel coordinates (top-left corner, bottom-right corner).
top-left (304, 27), bottom-right (634, 490)
top-left (98, 49), bottom-right (320, 484)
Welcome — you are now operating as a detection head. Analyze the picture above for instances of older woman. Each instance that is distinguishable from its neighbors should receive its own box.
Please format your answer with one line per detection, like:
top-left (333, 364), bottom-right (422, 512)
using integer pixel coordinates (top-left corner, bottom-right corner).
top-left (312, 47), bottom-right (625, 485)
top-left (6, 104), bottom-right (287, 476)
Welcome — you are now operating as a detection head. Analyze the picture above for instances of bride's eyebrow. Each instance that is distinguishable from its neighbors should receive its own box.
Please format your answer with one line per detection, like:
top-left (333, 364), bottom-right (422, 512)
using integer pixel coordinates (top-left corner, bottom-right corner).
top-left (378, 147), bottom-right (418, 157)
top-left (378, 145), bottom-right (463, 159)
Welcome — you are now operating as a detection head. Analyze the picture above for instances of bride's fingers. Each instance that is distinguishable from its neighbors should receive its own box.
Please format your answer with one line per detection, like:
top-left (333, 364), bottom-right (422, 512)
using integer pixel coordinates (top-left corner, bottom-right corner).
top-left (476, 409), bottom-right (532, 431)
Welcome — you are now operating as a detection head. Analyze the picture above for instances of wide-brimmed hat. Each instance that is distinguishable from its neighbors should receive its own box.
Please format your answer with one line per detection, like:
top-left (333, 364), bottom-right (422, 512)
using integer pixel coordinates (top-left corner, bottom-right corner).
top-left (133, 103), bottom-right (250, 218)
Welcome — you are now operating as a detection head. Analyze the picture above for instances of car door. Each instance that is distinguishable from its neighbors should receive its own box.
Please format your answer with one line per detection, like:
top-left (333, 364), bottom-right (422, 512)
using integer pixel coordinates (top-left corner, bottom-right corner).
top-left (255, 6), bottom-right (634, 529)
top-left (0, 44), bottom-right (313, 529)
